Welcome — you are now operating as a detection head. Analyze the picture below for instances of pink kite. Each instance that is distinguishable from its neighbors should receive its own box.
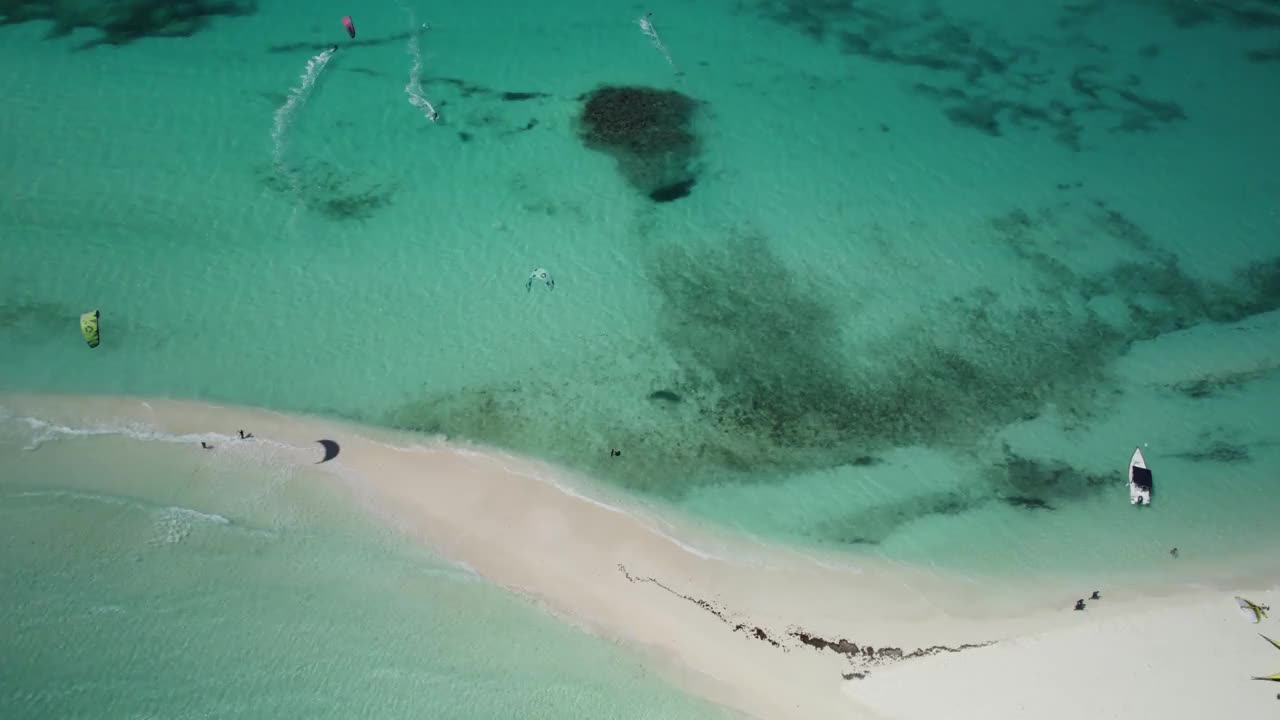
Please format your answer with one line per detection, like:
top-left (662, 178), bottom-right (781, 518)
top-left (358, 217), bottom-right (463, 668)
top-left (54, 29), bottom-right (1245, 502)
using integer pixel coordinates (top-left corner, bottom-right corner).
top-left (342, 16), bottom-right (355, 39)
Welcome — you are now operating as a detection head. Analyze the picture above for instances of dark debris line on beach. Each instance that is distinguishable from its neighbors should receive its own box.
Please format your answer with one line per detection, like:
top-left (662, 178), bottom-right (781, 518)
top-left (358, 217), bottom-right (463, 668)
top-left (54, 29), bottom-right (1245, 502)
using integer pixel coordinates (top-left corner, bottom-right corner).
top-left (617, 564), bottom-right (787, 649)
top-left (792, 630), bottom-right (995, 666)
top-left (617, 564), bottom-right (995, 678)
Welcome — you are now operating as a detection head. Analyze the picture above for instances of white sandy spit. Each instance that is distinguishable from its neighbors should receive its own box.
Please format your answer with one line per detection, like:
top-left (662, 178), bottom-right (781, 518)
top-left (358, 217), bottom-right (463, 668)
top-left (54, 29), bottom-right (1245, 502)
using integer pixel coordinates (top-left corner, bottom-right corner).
top-left (4, 393), bottom-right (1277, 720)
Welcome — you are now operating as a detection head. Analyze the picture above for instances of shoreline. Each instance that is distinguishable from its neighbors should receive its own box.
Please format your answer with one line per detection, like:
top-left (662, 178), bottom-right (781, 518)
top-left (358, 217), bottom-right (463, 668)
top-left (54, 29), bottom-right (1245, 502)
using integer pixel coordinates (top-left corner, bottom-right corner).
top-left (4, 392), bottom-right (1278, 719)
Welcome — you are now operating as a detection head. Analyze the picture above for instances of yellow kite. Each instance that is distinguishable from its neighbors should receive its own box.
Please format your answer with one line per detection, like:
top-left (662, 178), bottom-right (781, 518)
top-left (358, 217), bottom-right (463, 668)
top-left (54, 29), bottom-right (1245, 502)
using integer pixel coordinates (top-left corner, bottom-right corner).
top-left (1253, 634), bottom-right (1280, 682)
top-left (79, 309), bottom-right (100, 348)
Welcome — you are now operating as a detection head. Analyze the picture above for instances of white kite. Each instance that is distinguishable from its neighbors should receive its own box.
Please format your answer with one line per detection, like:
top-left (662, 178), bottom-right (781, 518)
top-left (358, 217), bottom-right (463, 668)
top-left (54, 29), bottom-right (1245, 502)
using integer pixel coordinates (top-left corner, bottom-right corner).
top-left (526, 268), bottom-right (554, 292)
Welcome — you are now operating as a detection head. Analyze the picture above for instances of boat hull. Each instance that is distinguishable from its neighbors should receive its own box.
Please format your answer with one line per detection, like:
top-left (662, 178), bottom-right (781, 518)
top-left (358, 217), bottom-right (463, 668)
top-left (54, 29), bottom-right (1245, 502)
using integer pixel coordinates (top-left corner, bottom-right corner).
top-left (1128, 447), bottom-right (1152, 506)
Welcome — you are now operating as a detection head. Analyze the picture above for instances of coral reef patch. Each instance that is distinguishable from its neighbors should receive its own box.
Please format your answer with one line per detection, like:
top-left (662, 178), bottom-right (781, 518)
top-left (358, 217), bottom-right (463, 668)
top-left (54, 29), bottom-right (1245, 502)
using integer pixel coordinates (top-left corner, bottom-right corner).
top-left (385, 199), bottom-right (1280, 548)
top-left (743, 1), bottom-right (1194, 149)
top-left (576, 85), bottom-right (702, 203)
top-left (1, 0), bottom-right (256, 49)
top-left (259, 161), bottom-right (396, 222)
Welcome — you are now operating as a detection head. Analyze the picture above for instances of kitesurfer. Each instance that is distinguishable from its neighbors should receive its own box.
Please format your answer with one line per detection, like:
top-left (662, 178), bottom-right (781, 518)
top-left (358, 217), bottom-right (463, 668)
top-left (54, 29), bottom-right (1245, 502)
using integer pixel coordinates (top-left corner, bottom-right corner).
top-left (1170, 547), bottom-right (1179, 558)
top-left (610, 449), bottom-right (621, 457)
top-left (238, 430), bottom-right (254, 439)
top-left (1074, 599), bottom-right (1086, 611)
top-left (200, 442), bottom-right (213, 450)
top-left (1089, 591), bottom-right (1101, 600)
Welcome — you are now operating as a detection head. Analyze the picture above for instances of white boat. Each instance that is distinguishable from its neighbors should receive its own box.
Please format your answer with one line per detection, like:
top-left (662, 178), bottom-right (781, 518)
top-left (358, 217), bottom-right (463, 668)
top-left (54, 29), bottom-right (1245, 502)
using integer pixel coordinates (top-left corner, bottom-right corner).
top-left (1128, 447), bottom-right (1152, 506)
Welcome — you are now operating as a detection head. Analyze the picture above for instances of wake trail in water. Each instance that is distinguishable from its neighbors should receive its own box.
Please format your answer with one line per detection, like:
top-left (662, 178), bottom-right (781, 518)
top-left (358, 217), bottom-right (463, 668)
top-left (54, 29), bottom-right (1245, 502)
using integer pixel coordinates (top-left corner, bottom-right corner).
top-left (638, 13), bottom-right (677, 71)
top-left (4, 488), bottom-right (263, 546)
top-left (10, 415), bottom-right (312, 470)
top-left (8, 488), bottom-right (231, 527)
top-left (401, 11), bottom-right (439, 122)
top-left (269, 46), bottom-right (337, 220)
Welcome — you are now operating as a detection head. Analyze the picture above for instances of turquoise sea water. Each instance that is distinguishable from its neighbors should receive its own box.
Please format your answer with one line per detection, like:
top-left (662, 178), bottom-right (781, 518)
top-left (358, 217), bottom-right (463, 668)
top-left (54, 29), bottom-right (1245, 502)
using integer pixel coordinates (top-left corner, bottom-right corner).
top-left (2, 0), bottom-right (1280, 714)
top-left (0, 430), bottom-right (733, 719)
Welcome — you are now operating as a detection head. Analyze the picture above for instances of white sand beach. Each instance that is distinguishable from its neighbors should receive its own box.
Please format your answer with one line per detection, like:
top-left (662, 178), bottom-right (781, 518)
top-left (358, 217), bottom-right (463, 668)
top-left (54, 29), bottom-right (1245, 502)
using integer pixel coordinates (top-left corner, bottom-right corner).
top-left (852, 592), bottom-right (1280, 719)
top-left (5, 393), bottom-right (1278, 720)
